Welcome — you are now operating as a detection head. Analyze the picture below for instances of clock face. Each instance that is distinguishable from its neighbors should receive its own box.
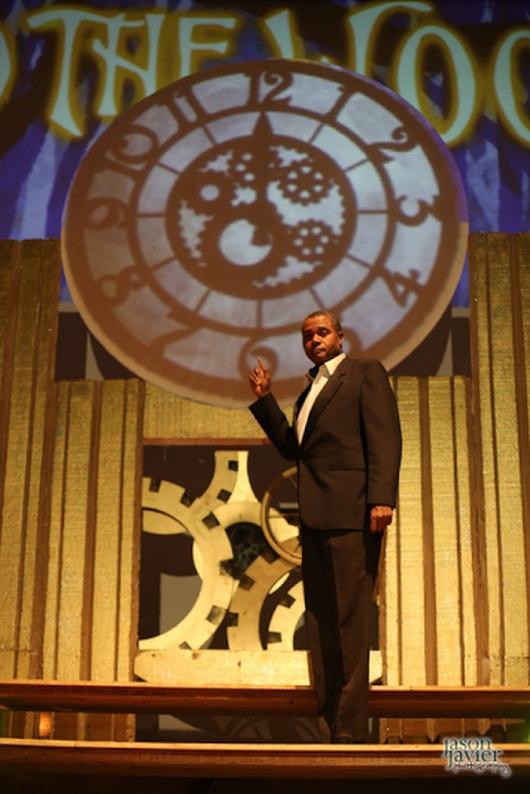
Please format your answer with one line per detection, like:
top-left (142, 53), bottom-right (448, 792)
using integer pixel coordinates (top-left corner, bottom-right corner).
top-left (62, 59), bottom-right (468, 407)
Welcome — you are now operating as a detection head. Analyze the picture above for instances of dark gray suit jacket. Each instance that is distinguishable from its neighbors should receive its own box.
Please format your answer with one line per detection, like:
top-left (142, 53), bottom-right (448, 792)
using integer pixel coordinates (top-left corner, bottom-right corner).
top-left (250, 357), bottom-right (402, 530)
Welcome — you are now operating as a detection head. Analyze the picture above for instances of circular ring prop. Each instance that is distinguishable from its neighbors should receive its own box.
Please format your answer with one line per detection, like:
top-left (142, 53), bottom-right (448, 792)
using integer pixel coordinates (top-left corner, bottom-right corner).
top-left (260, 466), bottom-right (301, 565)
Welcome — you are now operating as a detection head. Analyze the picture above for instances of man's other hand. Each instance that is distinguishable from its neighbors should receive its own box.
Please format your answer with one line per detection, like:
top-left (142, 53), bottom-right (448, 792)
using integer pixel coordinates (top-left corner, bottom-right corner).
top-left (369, 505), bottom-right (393, 533)
top-left (249, 358), bottom-right (271, 398)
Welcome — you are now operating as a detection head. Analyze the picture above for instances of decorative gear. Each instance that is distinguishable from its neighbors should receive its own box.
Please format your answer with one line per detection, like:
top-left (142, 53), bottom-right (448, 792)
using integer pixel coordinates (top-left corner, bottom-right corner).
top-left (228, 149), bottom-right (255, 184)
top-left (277, 157), bottom-right (333, 205)
top-left (288, 220), bottom-right (337, 263)
top-left (139, 469), bottom-right (235, 652)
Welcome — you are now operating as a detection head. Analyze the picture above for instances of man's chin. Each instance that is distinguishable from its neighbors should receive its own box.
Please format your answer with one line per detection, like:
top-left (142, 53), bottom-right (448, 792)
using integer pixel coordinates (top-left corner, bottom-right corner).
top-left (310, 352), bottom-right (326, 364)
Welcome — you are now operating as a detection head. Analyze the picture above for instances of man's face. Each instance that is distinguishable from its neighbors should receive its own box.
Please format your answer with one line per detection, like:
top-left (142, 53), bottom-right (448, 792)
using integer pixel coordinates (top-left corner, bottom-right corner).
top-left (301, 314), bottom-right (344, 366)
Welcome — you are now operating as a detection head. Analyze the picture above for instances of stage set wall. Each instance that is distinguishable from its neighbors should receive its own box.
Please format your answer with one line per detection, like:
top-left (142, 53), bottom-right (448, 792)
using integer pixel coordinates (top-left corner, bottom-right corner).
top-left (0, 234), bottom-right (528, 743)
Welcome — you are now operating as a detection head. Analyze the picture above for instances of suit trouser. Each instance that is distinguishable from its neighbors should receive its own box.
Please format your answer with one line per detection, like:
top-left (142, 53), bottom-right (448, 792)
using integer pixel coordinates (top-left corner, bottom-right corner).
top-left (300, 525), bottom-right (382, 742)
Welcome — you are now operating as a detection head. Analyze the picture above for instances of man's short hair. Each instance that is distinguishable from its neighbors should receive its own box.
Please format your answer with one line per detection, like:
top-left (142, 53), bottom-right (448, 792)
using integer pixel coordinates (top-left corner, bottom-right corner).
top-left (302, 310), bottom-right (342, 334)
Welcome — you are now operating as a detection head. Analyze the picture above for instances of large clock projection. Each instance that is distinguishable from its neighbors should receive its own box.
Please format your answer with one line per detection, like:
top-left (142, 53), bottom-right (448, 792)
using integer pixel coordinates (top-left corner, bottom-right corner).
top-left (61, 59), bottom-right (468, 407)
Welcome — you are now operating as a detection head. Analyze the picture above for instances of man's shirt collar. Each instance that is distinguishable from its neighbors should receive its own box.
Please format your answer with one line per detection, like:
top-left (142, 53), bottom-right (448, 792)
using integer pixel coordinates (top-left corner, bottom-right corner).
top-left (307, 352), bottom-right (346, 381)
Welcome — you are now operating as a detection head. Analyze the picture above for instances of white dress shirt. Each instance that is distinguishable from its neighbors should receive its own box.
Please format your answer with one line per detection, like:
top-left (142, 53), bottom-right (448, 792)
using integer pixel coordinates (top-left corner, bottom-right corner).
top-left (296, 352), bottom-right (346, 443)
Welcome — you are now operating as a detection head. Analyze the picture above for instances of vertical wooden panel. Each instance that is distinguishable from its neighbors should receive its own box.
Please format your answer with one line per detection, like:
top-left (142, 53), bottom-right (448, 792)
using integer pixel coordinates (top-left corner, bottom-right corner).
top-left (418, 379), bottom-right (437, 690)
top-left (467, 235), bottom-right (491, 688)
top-left (427, 377), bottom-right (478, 740)
top-left (43, 383), bottom-right (69, 680)
top-left (89, 379), bottom-right (142, 683)
top-left (0, 241), bottom-right (60, 738)
top-left (0, 242), bottom-right (19, 686)
top-left (384, 379), bottom-right (422, 738)
top-left (469, 234), bottom-right (503, 684)
top-left (452, 377), bottom-right (477, 687)
top-left (429, 378), bottom-right (462, 684)
top-left (394, 378), bottom-right (427, 686)
top-left (116, 380), bottom-right (143, 742)
top-left (381, 374), bottom-right (427, 747)
top-left (470, 233), bottom-right (529, 686)
top-left (18, 242), bottom-right (61, 685)
top-left (87, 380), bottom-right (143, 741)
top-left (0, 242), bottom-right (19, 738)
top-left (45, 380), bottom-right (95, 740)
top-left (55, 382), bottom-right (98, 682)
top-left (91, 381), bottom-right (127, 681)
top-left (117, 382), bottom-right (143, 682)
top-left (0, 241), bottom-right (42, 672)
top-left (512, 234), bottom-right (530, 683)
top-left (490, 236), bottom-right (528, 683)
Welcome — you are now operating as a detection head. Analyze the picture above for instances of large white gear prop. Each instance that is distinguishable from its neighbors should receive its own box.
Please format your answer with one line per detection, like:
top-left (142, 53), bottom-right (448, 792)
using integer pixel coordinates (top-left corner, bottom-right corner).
top-left (62, 59), bottom-right (468, 407)
top-left (226, 556), bottom-right (296, 651)
top-left (140, 476), bottom-right (236, 651)
top-left (138, 449), bottom-right (306, 656)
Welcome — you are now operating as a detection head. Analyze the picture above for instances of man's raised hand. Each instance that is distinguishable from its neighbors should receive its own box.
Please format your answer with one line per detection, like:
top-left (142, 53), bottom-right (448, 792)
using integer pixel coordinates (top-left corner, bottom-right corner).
top-left (249, 358), bottom-right (271, 398)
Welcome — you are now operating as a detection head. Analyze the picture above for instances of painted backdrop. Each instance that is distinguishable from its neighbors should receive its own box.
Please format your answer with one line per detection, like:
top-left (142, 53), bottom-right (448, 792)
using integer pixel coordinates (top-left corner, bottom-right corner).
top-left (1, 0), bottom-right (530, 308)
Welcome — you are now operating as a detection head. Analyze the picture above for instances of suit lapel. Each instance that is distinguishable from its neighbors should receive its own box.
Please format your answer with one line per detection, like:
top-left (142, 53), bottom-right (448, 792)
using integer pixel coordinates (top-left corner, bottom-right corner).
top-left (300, 358), bottom-right (349, 445)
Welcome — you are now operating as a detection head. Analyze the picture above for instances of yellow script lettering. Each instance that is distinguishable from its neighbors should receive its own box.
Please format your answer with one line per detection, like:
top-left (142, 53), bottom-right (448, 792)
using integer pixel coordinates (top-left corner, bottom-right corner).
top-left (493, 28), bottom-right (530, 145)
top-left (26, 7), bottom-right (109, 137)
top-left (90, 13), bottom-right (164, 119)
top-left (177, 14), bottom-right (239, 78)
top-left (345, 0), bottom-right (434, 76)
top-left (0, 22), bottom-right (15, 105)
top-left (395, 23), bottom-right (480, 146)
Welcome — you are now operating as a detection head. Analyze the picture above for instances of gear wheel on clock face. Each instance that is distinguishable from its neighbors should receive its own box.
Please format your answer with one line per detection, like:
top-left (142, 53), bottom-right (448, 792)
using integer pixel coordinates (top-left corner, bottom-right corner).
top-left (228, 145), bottom-right (281, 184)
top-left (228, 149), bottom-right (255, 185)
top-left (288, 220), bottom-right (338, 264)
top-left (277, 157), bottom-right (333, 205)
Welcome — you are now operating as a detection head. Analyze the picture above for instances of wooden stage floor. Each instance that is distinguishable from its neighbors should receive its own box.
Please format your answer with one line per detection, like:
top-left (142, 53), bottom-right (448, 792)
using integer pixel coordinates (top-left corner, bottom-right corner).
top-left (1, 738), bottom-right (529, 779)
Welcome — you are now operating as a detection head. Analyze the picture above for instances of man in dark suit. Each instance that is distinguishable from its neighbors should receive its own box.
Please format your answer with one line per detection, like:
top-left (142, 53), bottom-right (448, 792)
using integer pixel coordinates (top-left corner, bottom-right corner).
top-left (248, 310), bottom-right (401, 743)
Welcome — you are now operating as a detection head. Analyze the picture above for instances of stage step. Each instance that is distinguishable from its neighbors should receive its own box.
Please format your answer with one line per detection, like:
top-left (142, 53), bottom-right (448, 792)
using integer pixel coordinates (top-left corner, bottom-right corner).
top-left (1, 680), bottom-right (530, 717)
top-left (0, 738), bottom-right (528, 779)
